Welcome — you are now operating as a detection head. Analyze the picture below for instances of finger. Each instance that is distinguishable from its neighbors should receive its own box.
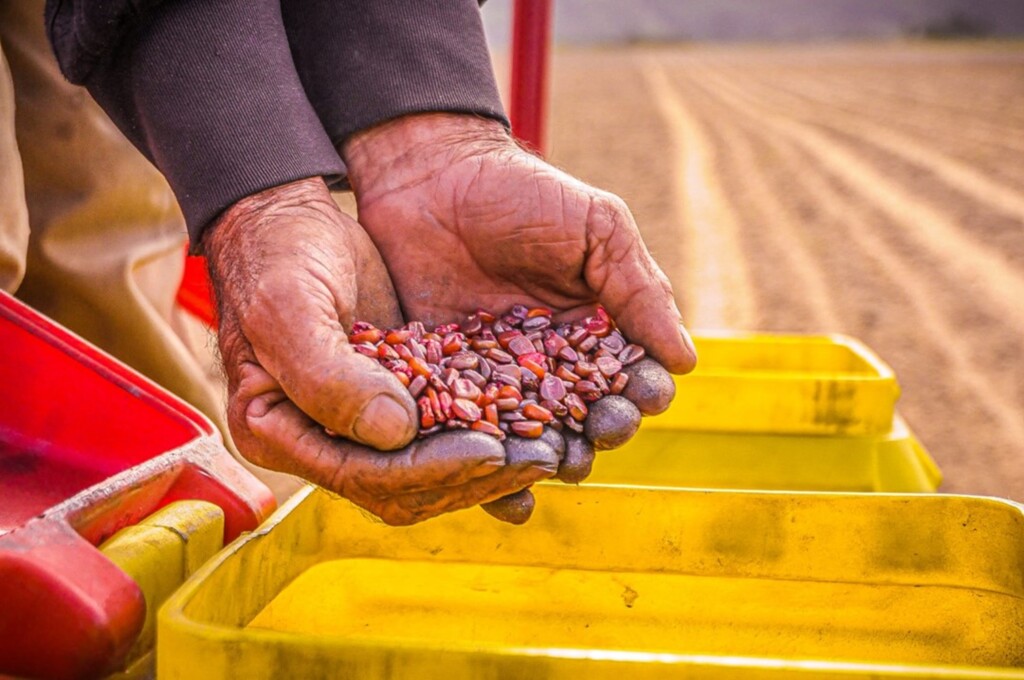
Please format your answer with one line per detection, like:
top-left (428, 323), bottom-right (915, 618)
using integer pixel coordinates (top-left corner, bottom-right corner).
top-left (480, 426), bottom-right (564, 522)
top-left (389, 437), bottom-right (560, 525)
top-left (556, 433), bottom-right (596, 484)
top-left (244, 392), bottom-right (505, 497)
top-left (241, 268), bottom-right (418, 451)
top-left (538, 427), bottom-right (567, 460)
top-left (481, 489), bottom-right (536, 525)
top-left (621, 358), bottom-right (677, 416)
top-left (583, 395), bottom-right (641, 450)
top-left (584, 193), bottom-right (697, 374)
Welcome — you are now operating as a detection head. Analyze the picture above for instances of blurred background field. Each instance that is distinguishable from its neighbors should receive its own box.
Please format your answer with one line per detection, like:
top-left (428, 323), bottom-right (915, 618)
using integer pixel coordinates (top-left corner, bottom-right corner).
top-left (481, 2), bottom-right (1024, 500)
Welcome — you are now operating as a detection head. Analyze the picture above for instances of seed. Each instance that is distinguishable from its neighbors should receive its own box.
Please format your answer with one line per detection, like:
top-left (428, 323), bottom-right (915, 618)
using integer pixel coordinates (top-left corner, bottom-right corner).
top-left (596, 356), bottom-right (623, 377)
top-left (610, 372), bottom-right (630, 395)
top-left (448, 351), bottom-right (479, 370)
top-left (517, 351), bottom-right (547, 366)
top-left (541, 399), bottom-right (569, 418)
top-left (539, 373), bottom-right (568, 401)
top-left (418, 396), bottom-right (435, 428)
top-left (618, 344), bottom-right (646, 365)
top-left (354, 305), bottom-right (649, 443)
top-left (520, 358), bottom-right (546, 379)
top-left (423, 339), bottom-right (441, 365)
top-left (521, 370), bottom-right (540, 391)
top-left (507, 335), bottom-right (536, 357)
top-left (452, 378), bottom-right (481, 402)
top-left (471, 420), bottom-right (504, 439)
top-left (557, 346), bottom-right (579, 363)
top-left (543, 333), bottom-right (569, 356)
top-left (471, 338), bottom-right (498, 351)
top-left (511, 420), bottom-right (544, 438)
top-left (566, 328), bottom-right (589, 347)
top-left (564, 392), bottom-right (588, 421)
top-left (495, 398), bottom-right (520, 412)
top-left (555, 364), bottom-right (580, 384)
top-left (462, 315), bottom-right (483, 336)
top-left (408, 340), bottom-right (426, 360)
top-left (406, 321), bottom-right (426, 339)
top-left (522, 316), bottom-right (551, 332)
top-left (393, 343), bottom-right (414, 361)
top-left (427, 374), bottom-right (447, 393)
top-left (487, 348), bottom-right (515, 364)
top-left (438, 391), bottom-right (454, 419)
top-left (523, 403), bottom-right (554, 423)
top-left (352, 343), bottom-right (378, 358)
top-left (442, 333), bottom-right (463, 356)
top-left (349, 328), bottom-right (383, 344)
top-left (492, 364), bottom-right (522, 387)
top-left (600, 333), bottom-right (626, 354)
top-left (585, 317), bottom-right (611, 338)
top-left (574, 380), bottom-right (602, 402)
top-left (386, 330), bottom-right (411, 345)
top-left (452, 398), bottom-right (482, 422)
top-left (461, 368), bottom-right (487, 389)
top-left (497, 330), bottom-right (521, 349)
top-left (484, 403), bottom-right (499, 426)
top-left (498, 385), bottom-right (524, 401)
top-left (408, 375), bottom-right (428, 398)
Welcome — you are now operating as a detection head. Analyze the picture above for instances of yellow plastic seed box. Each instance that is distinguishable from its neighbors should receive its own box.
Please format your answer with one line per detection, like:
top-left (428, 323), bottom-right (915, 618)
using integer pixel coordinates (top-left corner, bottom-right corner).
top-left (590, 414), bottom-right (941, 492)
top-left (101, 501), bottom-right (226, 679)
top-left (661, 333), bottom-right (899, 436)
top-left (159, 485), bottom-right (1024, 679)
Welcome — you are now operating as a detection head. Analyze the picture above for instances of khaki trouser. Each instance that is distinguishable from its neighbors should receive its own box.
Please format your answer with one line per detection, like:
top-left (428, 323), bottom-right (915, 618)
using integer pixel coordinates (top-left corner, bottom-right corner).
top-left (0, 2), bottom-right (299, 500)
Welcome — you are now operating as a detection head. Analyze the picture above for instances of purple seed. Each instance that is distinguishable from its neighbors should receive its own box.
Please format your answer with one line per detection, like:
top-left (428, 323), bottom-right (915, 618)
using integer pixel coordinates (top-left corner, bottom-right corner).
top-left (618, 344), bottom-right (646, 365)
top-left (539, 374), bottom-right (567, 401)
top-left (596, 356), bottom-right (623, 377)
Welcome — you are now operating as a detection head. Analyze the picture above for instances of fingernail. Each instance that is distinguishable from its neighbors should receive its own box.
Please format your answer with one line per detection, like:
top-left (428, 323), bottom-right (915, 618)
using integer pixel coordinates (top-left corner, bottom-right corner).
top-left (679, 321), bottom-right (697, 362)
top-left (247, 396), bottom-right (273, 419)
top-left (353, 394), bottom-right (415, 450)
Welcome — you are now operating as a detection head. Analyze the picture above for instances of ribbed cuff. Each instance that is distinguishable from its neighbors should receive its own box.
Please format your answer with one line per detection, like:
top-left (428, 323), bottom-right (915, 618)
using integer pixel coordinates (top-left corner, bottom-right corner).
top-left (81, 0), bottom-right (345, 246)
top-left (283, 0), bottom-right (508, 149)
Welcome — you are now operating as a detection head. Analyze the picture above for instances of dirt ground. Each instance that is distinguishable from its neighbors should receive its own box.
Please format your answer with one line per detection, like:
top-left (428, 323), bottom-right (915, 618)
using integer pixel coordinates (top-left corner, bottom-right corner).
top-left (523, 41), bottom-right (1024, 501)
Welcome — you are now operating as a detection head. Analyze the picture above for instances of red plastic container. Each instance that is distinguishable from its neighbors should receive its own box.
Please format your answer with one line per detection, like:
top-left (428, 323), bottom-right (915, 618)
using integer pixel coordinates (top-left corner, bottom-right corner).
top-left (0, 291), bottom-right (275, 680)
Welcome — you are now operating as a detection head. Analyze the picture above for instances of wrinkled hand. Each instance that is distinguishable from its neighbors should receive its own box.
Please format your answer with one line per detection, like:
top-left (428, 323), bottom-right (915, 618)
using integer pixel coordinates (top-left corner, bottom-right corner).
top-left (202, 177), bottom-right (557, 525)
top-left (343, 114), bottom-right (698, 520)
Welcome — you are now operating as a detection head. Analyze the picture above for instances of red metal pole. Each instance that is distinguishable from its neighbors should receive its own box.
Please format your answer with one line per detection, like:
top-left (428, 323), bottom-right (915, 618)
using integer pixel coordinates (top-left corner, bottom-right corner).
top-left (510, 0), bottom-right (553, 156)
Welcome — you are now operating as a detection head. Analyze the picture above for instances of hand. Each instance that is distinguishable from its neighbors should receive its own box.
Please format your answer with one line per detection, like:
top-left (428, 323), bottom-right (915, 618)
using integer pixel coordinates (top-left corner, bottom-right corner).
top-left (202, 177), bottom-right (557, 525)
top-left (343, 114), bottom-right (697, 519)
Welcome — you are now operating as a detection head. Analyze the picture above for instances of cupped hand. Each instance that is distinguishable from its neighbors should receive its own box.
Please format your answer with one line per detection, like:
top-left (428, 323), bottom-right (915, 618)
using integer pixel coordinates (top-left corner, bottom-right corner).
top-left (342, 114), bottom-right (698, 520)
top-left (202, 177), bottom-right (557, 525)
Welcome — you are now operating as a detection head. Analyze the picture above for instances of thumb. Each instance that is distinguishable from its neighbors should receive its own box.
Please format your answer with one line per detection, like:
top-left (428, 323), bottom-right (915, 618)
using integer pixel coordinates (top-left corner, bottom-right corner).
top-left (242, 280), bottom-right (418, 451)
top-left (584, 193), bottom-right (697, 374)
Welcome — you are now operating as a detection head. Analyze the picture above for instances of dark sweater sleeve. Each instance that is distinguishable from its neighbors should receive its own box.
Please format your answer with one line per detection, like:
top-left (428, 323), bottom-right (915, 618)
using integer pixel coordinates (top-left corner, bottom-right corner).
top-left (282, 0), bottom-right (508, 150)
top-left (46, 0), bottom-right (345, 246)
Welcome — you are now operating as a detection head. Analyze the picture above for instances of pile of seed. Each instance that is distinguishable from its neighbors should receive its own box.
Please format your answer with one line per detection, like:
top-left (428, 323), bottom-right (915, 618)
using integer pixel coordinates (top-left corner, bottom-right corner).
top-left (347, 306), bottom-right (646, 440)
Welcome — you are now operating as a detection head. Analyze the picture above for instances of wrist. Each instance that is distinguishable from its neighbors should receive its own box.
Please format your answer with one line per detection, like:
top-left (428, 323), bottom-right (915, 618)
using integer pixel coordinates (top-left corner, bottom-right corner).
top-left (342, 113), bottom-right (510, 193)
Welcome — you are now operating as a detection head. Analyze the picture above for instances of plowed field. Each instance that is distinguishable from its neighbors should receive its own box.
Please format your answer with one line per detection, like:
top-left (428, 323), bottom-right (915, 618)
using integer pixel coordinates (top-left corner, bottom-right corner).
top-left (542, 43), bottom-right (1024, 500)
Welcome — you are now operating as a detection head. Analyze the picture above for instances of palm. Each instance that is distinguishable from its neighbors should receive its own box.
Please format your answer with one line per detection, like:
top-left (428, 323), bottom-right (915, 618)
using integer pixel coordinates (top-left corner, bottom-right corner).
top-left (355, 147), bottom-right (601, 327)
